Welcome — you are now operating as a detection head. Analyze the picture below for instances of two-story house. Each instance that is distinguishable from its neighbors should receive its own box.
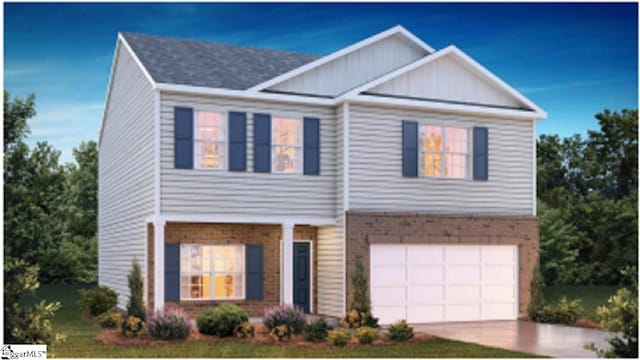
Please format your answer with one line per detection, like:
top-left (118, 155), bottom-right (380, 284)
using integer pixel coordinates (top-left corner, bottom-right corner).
top-left (99, 25), bottom-right (545, 324)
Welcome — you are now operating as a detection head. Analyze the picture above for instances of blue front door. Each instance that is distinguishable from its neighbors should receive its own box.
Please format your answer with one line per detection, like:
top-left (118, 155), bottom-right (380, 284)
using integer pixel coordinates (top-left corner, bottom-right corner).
top-left (293, 242), bottom-right (311, 313)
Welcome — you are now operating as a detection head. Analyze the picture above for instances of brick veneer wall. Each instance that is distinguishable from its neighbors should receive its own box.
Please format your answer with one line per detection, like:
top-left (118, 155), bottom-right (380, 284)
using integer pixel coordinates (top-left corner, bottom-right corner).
top-left (345, 211), bottom-right (539, 316)
top-left (147, 222), bottom-right (317, 317)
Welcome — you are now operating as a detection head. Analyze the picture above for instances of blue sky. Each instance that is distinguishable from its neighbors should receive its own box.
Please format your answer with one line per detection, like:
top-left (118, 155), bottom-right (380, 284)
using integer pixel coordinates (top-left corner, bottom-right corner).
top-left (4, 2), bottom-right (638, 163)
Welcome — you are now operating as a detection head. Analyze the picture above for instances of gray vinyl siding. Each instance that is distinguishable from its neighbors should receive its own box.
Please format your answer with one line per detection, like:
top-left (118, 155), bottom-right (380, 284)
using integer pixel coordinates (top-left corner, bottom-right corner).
top-left (270, 34), bottom-right (427, 97)
top-left (348, 104), bottom-right (534, 215)
top-left (159, 93), bottom-right (337, 218)
top-left (98, 42), bottom-right (155, 308)
top-left (316, 103), bottom-right (345, 317)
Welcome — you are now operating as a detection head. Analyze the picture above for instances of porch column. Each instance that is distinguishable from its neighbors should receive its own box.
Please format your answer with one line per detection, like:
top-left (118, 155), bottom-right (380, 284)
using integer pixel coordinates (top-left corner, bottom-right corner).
top-left (153, 219), bottom-right (166, 311)
top-left (282, 222), bottom-right (294, 305)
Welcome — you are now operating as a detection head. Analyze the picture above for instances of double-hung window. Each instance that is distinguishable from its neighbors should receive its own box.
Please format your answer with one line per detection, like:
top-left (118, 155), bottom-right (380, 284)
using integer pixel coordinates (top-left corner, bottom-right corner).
top-left (194, 111), bottom-right (226, 169)
top-left (420, 125), bottom-right (469, 179)
top-left (272, 118), bottom-right (302, 173)
top-left (180, 244), bottom-right (244, 300)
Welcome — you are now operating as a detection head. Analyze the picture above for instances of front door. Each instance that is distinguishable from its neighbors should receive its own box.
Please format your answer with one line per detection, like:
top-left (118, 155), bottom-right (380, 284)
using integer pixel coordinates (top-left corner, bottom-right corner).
top-left (293, 242), bottom-right (311, 313)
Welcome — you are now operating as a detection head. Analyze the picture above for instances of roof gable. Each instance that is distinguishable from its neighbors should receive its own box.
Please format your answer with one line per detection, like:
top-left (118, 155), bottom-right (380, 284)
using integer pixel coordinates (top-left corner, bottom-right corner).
top-left (121, 32), bottom-right (319, 90)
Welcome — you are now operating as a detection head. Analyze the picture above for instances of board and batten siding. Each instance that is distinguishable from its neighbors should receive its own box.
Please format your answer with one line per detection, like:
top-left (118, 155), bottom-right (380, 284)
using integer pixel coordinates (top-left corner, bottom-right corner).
top-left (159, 92), bottom-right (338, 218)
top-left (369, 54), bottom-right (523, 108)
top-left (270, 34), bottom-right (427, 97)
top-left (98, 42), bottom-right (155, 308)
top-left (348, 104), bottom-right (534, 215)
top-left (316, 103), bottom-right (346, 317)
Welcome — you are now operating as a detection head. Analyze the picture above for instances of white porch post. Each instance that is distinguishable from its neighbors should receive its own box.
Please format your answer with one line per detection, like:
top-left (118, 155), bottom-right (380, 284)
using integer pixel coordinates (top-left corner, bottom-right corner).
top-left (282, 222), bottom-right (294, 305)
top-left (153, 219), bottom-right (166, 311)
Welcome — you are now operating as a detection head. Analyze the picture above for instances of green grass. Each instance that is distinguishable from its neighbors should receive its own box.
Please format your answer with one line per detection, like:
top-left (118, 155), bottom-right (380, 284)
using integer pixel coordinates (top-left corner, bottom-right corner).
top-left (31, 284), bottom-right (542, 358)
top-left (544, 285), bottom-right (618, 320)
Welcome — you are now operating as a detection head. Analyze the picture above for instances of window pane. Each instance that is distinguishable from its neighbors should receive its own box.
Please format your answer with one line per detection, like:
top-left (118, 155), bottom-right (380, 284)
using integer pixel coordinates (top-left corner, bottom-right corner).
top-left (214, 274), bottom-right (243, 299)
top-left (445, 154), bottom-right (467, 178)
top-left (424, 151), bottom-right (442, 176)
top-left (181, 275), bottom-right (205, 299)
top-left (213, 246), bottom-right (243, 272)
top-left (422, 125), bottom-right (443, 154)
top-left (273, 118), bottom-right (301, 145)
top-left (195, 141), bottom-right (225, 169)
top-left (445, 127), bottom-right (468, 153)
top-left (273, 146), bottom-right (301, 173)
top-left (196, 112), bottom-right (224, 140)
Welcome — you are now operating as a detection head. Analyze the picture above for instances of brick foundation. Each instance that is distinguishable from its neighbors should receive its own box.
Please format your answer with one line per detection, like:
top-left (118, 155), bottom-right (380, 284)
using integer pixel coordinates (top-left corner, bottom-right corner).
top-left (345, 211), bottom-right (539, 316)
top-left (147, 222), bottom-right (318, 317)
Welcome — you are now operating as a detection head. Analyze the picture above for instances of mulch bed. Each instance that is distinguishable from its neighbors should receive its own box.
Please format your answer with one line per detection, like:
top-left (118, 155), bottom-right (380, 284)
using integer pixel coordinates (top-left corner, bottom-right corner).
top-left (95, 325), bottom-right (435, 348)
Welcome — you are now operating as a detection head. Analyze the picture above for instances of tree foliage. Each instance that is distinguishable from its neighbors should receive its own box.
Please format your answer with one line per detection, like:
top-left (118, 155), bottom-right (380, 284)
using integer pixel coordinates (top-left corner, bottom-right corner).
top-left (127, 260), bottom-right (146, 320)
top-left (537, 109), bottom-right (638, 285)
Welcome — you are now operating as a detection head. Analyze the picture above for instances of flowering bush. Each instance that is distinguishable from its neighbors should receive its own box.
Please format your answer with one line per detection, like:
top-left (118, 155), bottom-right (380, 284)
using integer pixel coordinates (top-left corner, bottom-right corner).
top-left (97, 311), bottom-right (123, 328)
top-left (340, 310), bottom-right (379, 329)
top-left (269, 324), bottom-right (294, 342)
top-left (121, 316), bottom-right (146, 338)
top-left (354, 326), bottom-right (378, 344)
top-left (327, 328), bottom-right (351, 346)
top-left (234, 322), bottom-right (255, 338)
top-left (262, 305), bottom-right (306, 334)
top-left (147, 308), bottom-right (191, 340)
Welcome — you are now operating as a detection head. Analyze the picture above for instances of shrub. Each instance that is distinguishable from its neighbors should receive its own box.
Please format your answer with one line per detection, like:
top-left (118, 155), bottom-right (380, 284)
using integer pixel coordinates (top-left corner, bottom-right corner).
top-left (78, 286), bottom-right (118, 317)
top-left (97, 311), bottom-right (123, 328)
top-left (269, 324), bottom-right (294, 342)
top-left (537, 296), bottom-right (583, 324)
top-left (147, 308), bottom-right (191, 340)
top-left (527, 265), bottom-right (545, 321)
top-left (234, 322), bottom-right (255, 339)
top-left (196, 304), bottom-right (248, 337)
top-left (354, 326), bottom-right (378, 344)
top-left (303, 317), bottom-right (332, 342)
top-left (327, 328), bottom-right (351, 346)
top-left (388, 320), bottom-right (414, 341)
top-left (121, 316), bottom-right (145, 338)
top-left (126, 260), bottom-right (146, 320)
top-left (342, 258), bottom-right (379, 329)
top-left (262, 305), bottom-right (306, 334)
top-left (587, 269), bottom-right (638, 358)
top-left (340, 310), bottom-right (379, 329)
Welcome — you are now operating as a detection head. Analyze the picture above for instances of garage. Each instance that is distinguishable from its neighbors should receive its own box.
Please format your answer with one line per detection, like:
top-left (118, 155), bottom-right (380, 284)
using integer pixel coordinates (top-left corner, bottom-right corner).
top-left (370, 244), bottom-right (518, 324)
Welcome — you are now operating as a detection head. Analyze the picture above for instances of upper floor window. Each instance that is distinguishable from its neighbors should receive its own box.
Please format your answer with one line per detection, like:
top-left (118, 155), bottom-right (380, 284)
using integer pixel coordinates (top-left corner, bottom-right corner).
top-left (194, 111), bottom-right (226, 169)
top-left (272, 118), bottom-right (302, 173)
top-left (420, 125), bottom-right (469, 179)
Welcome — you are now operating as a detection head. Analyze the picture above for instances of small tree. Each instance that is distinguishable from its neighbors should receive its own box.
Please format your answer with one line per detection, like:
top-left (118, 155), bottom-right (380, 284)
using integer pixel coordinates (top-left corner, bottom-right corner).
top-left (126, 259), bottom-right (146, 320)
top-left (350, 258), bottom-right (370, 313)
top-left (527, 265), bottom-right (545, 321)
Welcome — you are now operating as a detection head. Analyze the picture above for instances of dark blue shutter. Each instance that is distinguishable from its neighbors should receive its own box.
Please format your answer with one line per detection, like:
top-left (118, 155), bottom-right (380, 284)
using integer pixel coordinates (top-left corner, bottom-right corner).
top-left (473, 127), bottom-right (489, 180)
top-left (253, 114), bottom-right (271, 173)
top-left (174, 107), bottom-right (194, 169)
top-left (402, 121), bottom-right (418, 177)
top-left (303, 117), bottom-right (320, 175)
top-left (165, 244), bottom-right (180, 302)
top-left (245, 245), bottom-right (263, 300)
top-left (228, 111), bottom-right (247, 171)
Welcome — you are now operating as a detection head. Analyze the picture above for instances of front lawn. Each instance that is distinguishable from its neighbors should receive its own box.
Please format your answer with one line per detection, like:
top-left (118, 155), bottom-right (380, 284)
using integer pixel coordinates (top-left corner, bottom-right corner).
top-left (544, 285), bottom-right (618, 321)
top-left (33, 284), bottom-right (542, 358)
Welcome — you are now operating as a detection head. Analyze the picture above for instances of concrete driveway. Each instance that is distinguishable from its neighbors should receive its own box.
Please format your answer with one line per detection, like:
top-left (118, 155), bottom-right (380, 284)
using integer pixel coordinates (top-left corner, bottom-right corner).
top-left (414, 320), bottom-right (612, 358)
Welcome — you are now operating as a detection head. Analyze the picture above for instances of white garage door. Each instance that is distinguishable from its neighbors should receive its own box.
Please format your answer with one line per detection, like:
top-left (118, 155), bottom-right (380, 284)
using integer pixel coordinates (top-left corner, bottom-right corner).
top-left (371, 244), bottom-right (518, 324)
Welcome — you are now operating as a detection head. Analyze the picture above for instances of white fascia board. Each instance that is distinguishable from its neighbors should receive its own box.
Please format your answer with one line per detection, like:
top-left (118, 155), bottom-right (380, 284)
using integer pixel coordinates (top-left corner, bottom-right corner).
top-left (117, 33), bottom-right (156, 87)
top-left (155, 214), bottom-right (337, 226)
top-left (349, 94), bottom-right (545, 120)
top-left (246, 25), bottom-right (434, 92)
top-left (156, 83), bottom-right (335, 106)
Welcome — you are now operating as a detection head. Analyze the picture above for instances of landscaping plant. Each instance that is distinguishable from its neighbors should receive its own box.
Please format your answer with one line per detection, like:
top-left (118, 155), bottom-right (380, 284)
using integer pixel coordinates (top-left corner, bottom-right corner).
top-left (388, 320), bottom-right (414, 341)
top-left (234, 322), bottom-right (255, 339)
top-left (147, 308), bottom-right (192, 340)
top-left (262, 305), bottom-right (306, 334)
top-left (303, 317), bottom-right (332, 342)
top-left (78, 286), bottom-right (118, 317)
top-left (327, 328), bottom-right (351, 346)
top-left (527, 264), bottom-right (545, 321)
top-left (97, 311), bottom-right (123, 328)
top-left (121, 316), bottom-right (145, 338)
top-left (537, 296), bottom-right (583, 325)
top-left (197, 304), bottom-right (248, 337)
top-left (341, 258), bottom-right (379, 329)
top-left (355, 326), bottom-right (378, 345)
top-left (126, 259), bottom-right (146, 320)
top-left (269, 324), bottom-right (294, 342)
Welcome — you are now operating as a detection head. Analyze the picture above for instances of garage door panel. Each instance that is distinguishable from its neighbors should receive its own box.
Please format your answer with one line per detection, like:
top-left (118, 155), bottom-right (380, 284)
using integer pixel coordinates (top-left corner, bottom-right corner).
top-left (446, 247), bottom-right (480, 264)
top-left (408, 265), bottom-right (443, 283)
top-left (373, 306), bottom-right (406, 325)
top-left (408, 246), bottom-right (443, 264)
top-left (484, 265), bottom-right (516, 283)
top-left (408, 285), bottom-right (444, 303)
top-left (446, 304), bottom-right (481, 321)
top-left (446, 265), bottom-right (480, 283)
top-left (483, 246), bottom-right (516, 264)
top-left (372, 286), bottom-right (406, 306)
top-left (483, 285), bottom-right (516, 300)
top-left (371, 266), bottom-right (405, 286)
top-left (445, 285), bottom-right (480, 301)
top-left (371, 246), bottom-right (405, 265)
top-left (408, 305), bottom-right (445, 323)
top-left (483, 303), bottom-right (516, 319)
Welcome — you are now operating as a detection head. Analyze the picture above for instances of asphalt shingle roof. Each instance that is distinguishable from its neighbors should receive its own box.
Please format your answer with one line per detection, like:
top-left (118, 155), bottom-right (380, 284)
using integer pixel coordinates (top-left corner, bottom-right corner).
top-left (121, 32), bottom-right (320, 90)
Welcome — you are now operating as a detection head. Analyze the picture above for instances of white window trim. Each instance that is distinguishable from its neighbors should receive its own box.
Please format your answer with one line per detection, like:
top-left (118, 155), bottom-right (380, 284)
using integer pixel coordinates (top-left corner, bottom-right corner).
top-left (179, 244), bottom-right (246, 301)
top-left (193, 110), bottom-right (228, 171)
top-left (271, 117), bottom-right (304, 174)
top-left (419, 124), bottom-right (472, 180)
